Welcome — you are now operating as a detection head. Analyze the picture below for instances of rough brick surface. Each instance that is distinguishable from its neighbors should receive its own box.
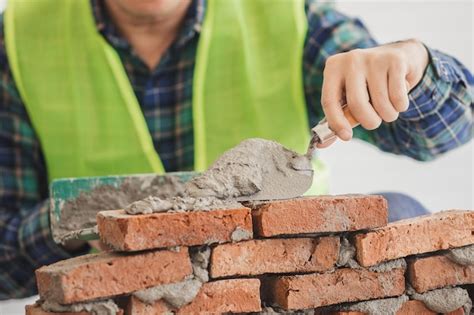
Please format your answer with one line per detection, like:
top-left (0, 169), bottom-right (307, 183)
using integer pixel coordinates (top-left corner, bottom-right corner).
top-left (25, 305), bottom-right (124, 315)
top-left (396, 300), bottom-right (464, 315)
top-left (320, 300), bottom-right (464, 315)
top-left (355, 210), bottom-right (474, 267)
top-left (408, 254), bottom-right (474, 293)
top-left (252, 195), bottom-right (387, 237)
top-left (36, 248), bottom-right (192, 304)
top-left (97, 207), bottom-right (252, 251)
top-left (264, 267), bottom-right (405, 310)
top-left (127, 279), bottom-right (261, 314)
top-left (210, 236), bottom-right (339, 278)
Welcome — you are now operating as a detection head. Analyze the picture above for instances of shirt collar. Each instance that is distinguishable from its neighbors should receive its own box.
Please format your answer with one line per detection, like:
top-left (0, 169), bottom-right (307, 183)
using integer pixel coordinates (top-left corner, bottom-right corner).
top-left (91, 0), bottom-right (205, 51)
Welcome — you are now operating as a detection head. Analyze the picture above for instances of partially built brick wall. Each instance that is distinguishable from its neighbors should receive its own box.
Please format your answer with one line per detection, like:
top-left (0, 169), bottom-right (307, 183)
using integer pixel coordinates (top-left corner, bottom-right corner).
top-left (27, 195), bottom-right (474, 315)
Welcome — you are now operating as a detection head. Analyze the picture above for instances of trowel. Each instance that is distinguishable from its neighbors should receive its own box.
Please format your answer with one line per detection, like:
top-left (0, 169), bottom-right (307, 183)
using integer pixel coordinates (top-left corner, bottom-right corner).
top-left (239, 105), bottom-right (359, 202)
top-left (50, 106), bottom-right (358, 243)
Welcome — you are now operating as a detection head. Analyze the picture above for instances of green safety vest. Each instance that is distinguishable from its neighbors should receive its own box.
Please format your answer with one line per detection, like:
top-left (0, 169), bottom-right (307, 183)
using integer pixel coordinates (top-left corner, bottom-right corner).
top-left (5, 0), bottom-right (328, 194)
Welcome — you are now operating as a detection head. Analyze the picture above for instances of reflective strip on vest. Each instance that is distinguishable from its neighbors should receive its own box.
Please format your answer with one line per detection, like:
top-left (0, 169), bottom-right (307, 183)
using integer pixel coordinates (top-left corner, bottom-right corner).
top-left (5, 0), bottom-right (328, 194)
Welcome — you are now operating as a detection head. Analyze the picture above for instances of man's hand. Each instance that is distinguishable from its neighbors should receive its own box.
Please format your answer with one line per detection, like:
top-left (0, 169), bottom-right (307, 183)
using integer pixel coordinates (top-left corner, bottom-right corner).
top-left (320, 39), bottom-right (429, 145)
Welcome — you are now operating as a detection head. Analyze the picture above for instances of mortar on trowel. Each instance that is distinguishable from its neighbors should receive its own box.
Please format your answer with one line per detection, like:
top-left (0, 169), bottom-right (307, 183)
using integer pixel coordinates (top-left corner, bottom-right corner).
top-left (50, 107), bottom-right (358, 244)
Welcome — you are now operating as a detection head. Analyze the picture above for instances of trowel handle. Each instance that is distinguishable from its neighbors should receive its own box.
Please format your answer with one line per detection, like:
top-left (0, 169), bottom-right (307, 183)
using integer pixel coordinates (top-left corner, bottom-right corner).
top-left (311, 105), bottom-right (360, 144)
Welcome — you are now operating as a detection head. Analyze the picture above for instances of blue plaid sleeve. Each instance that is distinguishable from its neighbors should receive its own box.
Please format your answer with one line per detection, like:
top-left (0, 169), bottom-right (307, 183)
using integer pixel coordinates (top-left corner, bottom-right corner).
top-left (304, 1), bottom-right (473, 161)
top-left (0, 16), bottom-right (88, 299)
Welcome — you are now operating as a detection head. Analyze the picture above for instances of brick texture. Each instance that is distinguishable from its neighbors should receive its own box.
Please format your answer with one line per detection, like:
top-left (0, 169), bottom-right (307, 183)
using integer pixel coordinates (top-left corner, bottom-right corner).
top-left (408, 254), bottom-right (474, 293)
top-left (25, 305), bottom-right (124, 315)
top-left (210, 236), bottom-right (339, 278)
top-left (252, 195), bottom-right (387, 237)
top-left (320, 300), bottom-right (464, 315)
top-left (264, 267), bottom-right (405, 310)
top-left (97, 208), bottom-right (253, 251)
top-left (355, 210), bottom-right (474, 267)
top-left (127, 279), bottom-right (261, 314)
top-left (36, 248), bottom-right (192, 304)
top-left (396, 300), bottom-right (464, 315)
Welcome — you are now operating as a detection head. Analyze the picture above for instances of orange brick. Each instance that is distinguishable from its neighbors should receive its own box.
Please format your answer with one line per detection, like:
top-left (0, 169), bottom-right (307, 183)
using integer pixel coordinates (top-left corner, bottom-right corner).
top-left (127, 279), bottom-right (261, 314)
top-left (210, 236), bottom-right (339, 278)
top-left (126, 297), bottom-right (171, 315)
top-left (97, 208), bottom-right (252, 251)
top-left (355, 210), bottom-right (474, 267)
top-left (25, 304), bottom-right (124, 315)
top-left (396, 300), bottom-right (464, 315)
top-left (252, 195), bottom-right (387, 237)
top-left (265, 267), bottom-right (405, 310)
top-left (324, 300), bottom-right (464, 315)
top-left (408, 254), bottom-right (474, 293)
top-left (36, 248), bottom-right (192, 304)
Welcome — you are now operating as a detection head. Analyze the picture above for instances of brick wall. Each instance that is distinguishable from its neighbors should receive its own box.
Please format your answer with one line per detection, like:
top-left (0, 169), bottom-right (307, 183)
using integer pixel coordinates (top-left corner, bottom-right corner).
top-left (27, 195), bottom-right (473, 315)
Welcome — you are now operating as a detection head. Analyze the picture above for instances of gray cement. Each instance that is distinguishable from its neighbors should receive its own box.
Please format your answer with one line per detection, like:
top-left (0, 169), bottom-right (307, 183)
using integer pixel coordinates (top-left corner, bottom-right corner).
top-left (125, 138), bottom-right (313, 214)
top-left (340, 295), bottom-right (409, 315)
top-left (231, 227), bottom-right (253, 242)
top-left (185, 138), bottom-right (313, 201)
top-left (54, 175), bottom-right (188, 242)
top-left (446, 244), bottom-right (474, 266)
top-left (41, 299), bottom-right (119, 315)
top-left (408, 286), bottom-right (472, 314)
top-left (133, 247), bottom-right (211, 308)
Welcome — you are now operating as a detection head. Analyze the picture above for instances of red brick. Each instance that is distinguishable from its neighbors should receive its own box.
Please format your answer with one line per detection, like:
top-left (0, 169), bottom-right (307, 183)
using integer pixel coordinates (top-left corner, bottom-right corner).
top-left (127, 279), bottom-right (262, 314)
top-left (25, 304), bottom-right (124, 315)
top-left (408, 254), bottom-right (474, 293)
top-left (355, 210), bottom-right (474, 267)
top-left (396, 300), bottom-right (464, 315)
top-left (210, 236), bottom-right (339, 278)
top-left (36, 248), bottom-right (192, 304)
top-left (323, 300), bottom-right (464, 315)
top-left (265, 267), bottom-right (405, 310)
top-left (126, 297), bottom-right (170, 315)
top-left (252, 195), bottom-right (387, 237)
top-left (97, 207), bottom-right (252, 251)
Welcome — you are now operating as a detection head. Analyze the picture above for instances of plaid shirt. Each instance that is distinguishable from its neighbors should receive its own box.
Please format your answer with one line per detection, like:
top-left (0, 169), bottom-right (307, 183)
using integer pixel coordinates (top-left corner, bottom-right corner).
top-left (1, 0), bottom-right (472, 299)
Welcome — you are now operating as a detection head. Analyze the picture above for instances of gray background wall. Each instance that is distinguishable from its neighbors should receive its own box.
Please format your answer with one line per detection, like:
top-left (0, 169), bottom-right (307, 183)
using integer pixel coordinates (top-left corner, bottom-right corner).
top-left (0, 1), bottom-right (472, 314)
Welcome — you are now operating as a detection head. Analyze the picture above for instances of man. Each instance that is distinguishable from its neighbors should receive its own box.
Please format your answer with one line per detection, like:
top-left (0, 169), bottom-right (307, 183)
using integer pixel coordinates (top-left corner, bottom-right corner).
top-left (0, 0), bottom-right (472, 300)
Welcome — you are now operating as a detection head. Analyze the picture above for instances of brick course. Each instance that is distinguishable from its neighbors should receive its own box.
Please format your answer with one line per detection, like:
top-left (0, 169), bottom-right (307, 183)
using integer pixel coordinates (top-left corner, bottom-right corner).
top-left (36, 248), bottom-right (192, 304)
top-left (210, 236), bottom-right (339, 278)
top-left (127, 279), bottom-right (261, 314)
top-left (355, 210), bottom-right (474, 267)
top-left (97, 207), bottom-right (252, 251)
top-left (251, 195), bottom-right (388, 237)
top-left (265, 267), bottom-right (405, 310)
top-left (408, 254), bottom-right (474, 293)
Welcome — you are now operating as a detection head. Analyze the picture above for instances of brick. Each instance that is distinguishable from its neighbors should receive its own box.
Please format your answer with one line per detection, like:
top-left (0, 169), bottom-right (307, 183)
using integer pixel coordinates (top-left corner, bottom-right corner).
top-left (321, 300), bottom-right (464, 315)
top-left (127, 279), bottom-right (261, 314)
top-left (25, 304), bottom-right (124, 315)
top-left (210, 236), bottom-right (339, 278)
top-left (355, 210), bottom-right (474, 267)
top-left (264, 267), bottom-right (405, 310)
top-left (252, 195), bottom-right (387, 237)
top-left (396, 300), bottom-right (464, 315)
top-left (97, 207), bottom-right (252, 251)
top-left (408, 254), bottom-right (474, 293)
top-left (36, 248), bottom-right (192, 304)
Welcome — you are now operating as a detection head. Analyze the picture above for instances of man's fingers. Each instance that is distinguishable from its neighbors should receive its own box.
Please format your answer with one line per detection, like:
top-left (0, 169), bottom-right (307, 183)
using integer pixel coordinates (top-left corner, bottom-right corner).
top-left (321, 63), bottom-right (352, 141)
top-left (367, 70), bottom-right (399, 122)
top-left (388, 65), bottom-right (410, 112)
top-left (345, 73), bottom-right (382, 130)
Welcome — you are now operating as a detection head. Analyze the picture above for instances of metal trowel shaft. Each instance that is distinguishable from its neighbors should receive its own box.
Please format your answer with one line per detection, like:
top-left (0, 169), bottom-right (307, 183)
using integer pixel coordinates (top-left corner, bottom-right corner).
top-left (307, 105), bottom-right (359, 156)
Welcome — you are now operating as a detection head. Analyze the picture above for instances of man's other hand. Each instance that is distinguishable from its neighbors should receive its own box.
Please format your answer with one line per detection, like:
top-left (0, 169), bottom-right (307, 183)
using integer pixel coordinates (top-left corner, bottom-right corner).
top-left (320, 39), bottom-right (429, 142)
